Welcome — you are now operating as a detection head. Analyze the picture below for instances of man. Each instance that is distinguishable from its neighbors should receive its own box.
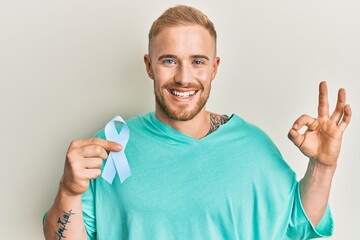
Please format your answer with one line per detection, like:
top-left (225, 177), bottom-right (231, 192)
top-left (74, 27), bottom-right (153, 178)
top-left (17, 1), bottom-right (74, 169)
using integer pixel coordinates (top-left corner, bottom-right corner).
top-left (43, 5), bottom-right (352, 240)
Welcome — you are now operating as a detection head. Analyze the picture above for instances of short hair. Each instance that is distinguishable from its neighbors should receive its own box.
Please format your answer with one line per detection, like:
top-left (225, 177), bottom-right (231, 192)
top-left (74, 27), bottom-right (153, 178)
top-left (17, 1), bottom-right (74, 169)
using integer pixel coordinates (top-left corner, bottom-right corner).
top-left (148, 5), bottom-right (217, 53)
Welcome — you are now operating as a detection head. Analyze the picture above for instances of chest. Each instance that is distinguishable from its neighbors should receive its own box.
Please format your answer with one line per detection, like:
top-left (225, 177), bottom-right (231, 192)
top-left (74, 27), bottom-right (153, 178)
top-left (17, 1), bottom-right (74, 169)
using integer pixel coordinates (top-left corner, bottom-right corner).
top-left (96, 139), bottom-right (267, 218)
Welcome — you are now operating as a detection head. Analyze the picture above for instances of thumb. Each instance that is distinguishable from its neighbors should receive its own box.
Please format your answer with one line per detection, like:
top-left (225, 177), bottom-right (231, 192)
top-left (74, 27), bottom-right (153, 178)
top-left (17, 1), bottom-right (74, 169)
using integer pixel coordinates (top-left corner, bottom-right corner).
top-left (288, 128), bottom-right (304, 148)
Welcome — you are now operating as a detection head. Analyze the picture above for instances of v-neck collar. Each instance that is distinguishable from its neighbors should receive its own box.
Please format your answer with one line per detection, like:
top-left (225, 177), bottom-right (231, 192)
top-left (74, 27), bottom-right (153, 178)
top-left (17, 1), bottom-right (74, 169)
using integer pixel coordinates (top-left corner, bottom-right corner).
top-left (148, 112), bottom-right (235, 143)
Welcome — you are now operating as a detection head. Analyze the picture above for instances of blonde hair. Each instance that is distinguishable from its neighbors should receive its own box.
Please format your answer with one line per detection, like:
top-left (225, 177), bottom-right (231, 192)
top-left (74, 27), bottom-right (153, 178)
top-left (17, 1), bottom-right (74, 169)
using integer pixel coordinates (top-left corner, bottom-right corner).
top-left (148, 5), bottom-right (217, 52)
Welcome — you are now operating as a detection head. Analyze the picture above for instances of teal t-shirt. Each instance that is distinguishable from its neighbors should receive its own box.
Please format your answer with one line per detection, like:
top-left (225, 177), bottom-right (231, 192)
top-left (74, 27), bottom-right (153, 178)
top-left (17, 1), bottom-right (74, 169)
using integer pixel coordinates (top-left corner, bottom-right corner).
top-left (82, 112), bottom-right (333, 239)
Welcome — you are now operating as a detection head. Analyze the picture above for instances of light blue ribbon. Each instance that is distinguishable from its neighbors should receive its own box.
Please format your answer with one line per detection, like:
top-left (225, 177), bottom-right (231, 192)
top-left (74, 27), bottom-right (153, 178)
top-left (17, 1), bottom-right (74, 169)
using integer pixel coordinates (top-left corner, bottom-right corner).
top-left (101, 116), bottom-right (131, 184)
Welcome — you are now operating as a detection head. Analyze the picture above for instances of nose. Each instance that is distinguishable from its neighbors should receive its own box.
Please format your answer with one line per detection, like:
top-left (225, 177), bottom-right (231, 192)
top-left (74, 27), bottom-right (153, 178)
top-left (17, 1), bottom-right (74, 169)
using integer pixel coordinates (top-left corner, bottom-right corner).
top-left (174, 64), bottom-right (192, 86)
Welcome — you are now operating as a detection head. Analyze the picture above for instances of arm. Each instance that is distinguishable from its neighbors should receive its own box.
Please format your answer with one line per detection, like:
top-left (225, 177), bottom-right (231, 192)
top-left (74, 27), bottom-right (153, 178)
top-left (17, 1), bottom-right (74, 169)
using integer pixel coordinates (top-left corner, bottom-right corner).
top-left (43, 187), bottom-right (86, 240)
top-left (43, 138), bottom-right (121, 240)
top-left (288, 81), bottom-right (352, 226)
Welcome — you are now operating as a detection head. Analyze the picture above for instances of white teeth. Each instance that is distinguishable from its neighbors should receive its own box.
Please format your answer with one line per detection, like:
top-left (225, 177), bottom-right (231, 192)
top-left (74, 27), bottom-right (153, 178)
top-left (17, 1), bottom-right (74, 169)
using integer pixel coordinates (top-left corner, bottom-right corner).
top-left (171, 90), bottom-right (196, 98)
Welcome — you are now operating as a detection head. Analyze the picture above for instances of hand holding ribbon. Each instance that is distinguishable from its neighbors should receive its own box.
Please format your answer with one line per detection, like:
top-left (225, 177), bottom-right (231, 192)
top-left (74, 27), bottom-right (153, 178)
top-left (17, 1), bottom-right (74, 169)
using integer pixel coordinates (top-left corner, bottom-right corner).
top-left (101, 116), bottom-right (131, 184)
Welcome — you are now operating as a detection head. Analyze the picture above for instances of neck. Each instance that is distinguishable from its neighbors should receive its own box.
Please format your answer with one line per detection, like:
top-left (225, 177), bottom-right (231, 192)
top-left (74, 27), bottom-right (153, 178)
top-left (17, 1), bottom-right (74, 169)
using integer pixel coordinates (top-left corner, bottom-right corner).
top-left (155, 108), bottom-right (210, 140)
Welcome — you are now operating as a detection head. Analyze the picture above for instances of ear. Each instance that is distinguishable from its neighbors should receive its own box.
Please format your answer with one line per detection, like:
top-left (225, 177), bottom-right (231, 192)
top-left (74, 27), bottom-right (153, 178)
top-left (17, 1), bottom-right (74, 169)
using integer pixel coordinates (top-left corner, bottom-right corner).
top-left (211, 57), bottom-right (220, 81)
top-left (144, 54), bottom-right (154, 80)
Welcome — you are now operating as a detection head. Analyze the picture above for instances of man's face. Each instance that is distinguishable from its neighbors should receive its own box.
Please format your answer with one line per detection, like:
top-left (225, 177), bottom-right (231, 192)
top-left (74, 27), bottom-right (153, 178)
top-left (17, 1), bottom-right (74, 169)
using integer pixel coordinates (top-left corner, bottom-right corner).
top-left (144, 25), bottom-right (220, 121)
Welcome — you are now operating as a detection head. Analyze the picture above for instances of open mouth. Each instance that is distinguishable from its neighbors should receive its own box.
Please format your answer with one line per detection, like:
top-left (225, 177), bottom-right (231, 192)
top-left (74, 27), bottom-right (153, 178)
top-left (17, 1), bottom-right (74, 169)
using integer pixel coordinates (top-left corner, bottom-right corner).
top-left (169, 89), bottom-right (197, 99)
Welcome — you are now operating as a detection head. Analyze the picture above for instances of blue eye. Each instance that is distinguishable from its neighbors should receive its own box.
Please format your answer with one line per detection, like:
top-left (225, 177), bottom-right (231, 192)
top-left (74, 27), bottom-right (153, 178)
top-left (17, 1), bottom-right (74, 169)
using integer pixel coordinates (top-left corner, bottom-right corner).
top-left (164, 59), bottom-right (174, 64)
top-left (193, 60), bottom-right (203, 65)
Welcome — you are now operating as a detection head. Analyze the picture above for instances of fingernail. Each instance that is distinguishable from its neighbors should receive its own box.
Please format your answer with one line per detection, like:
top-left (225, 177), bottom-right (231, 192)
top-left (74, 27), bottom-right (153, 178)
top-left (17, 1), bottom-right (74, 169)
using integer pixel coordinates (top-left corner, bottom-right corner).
top-left (115, 144), bottom-right (122, 150)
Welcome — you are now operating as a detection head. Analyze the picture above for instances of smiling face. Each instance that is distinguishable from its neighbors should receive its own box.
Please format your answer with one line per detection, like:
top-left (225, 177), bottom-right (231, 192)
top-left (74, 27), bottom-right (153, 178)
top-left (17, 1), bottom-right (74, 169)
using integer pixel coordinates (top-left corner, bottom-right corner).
top-left (144, 25), bottom-right (220, 122)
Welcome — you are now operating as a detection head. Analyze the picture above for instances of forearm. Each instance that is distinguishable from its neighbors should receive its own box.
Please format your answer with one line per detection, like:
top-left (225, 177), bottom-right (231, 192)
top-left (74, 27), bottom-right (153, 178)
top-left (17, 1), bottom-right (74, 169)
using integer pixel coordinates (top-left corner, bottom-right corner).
top-left (43, 185), bottom-right (87, 240)
top-left (300, 159), bottom-right (336, 227)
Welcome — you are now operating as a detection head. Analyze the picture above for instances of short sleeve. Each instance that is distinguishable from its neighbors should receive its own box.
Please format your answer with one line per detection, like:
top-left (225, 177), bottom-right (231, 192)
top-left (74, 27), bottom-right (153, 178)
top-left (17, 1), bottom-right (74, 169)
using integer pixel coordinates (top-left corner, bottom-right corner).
top-left (82, 180), bottom-right (97, 239)
top-left (81, 129), bottom-right (106, 239)
top-left (285, 182), bottom-right (334, 239)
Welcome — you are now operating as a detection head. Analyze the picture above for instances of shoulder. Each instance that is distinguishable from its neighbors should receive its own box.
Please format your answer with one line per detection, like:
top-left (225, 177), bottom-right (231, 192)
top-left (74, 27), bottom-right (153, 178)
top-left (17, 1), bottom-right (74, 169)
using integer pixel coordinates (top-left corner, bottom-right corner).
top-left (93, 112), bottom-right (154, 139)
top-left (224, 114), bottom-right (281, 153)
top-left (227, 114), bottom-right (269, 138)
top-left (226, 114), bottom-right (292, 174)
top-left (126, 112), bottom-right (152, 127)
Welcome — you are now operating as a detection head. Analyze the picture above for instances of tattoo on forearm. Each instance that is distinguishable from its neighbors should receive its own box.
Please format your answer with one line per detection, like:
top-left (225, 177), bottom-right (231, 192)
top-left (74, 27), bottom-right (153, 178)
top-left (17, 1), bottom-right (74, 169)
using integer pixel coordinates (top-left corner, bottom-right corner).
top-left (56, 209), bottom-right (75, 239)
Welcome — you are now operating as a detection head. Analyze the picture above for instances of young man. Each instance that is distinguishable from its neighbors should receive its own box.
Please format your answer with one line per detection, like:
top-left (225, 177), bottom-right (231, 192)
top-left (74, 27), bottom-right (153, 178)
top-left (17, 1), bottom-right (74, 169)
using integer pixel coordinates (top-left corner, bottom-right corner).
top-left (43, 5), bottom-right (352, 240)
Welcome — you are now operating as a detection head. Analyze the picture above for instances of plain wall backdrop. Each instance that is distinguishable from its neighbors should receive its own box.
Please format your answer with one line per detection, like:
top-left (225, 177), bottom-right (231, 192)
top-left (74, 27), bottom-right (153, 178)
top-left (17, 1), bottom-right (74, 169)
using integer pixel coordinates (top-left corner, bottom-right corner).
top-left (0, 0), bottom-right (359, 239)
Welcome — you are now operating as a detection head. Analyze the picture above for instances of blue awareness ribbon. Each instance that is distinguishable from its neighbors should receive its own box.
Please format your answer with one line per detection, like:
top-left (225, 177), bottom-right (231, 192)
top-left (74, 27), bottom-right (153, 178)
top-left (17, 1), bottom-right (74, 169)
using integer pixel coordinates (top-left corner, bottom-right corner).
top-left (101, 116), bottom-right (131, 184)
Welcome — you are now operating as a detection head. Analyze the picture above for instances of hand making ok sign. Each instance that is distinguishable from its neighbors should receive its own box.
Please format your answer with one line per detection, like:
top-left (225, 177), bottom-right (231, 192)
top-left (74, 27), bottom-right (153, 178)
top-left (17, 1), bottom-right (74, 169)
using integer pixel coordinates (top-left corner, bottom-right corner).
top-left (288, 81), bottom-right (352, 168)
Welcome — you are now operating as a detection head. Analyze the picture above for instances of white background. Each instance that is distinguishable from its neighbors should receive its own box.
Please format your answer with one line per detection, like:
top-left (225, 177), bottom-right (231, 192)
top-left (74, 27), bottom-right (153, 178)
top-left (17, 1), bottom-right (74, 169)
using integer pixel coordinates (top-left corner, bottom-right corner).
top-left (0, 0), bottom-right (359, 239)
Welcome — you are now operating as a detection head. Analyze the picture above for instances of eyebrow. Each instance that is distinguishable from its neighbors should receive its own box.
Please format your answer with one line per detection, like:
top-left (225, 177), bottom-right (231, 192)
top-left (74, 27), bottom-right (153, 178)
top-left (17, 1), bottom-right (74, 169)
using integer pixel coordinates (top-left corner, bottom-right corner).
top-left (157, 54), bottom-right (178, 61)
top-left (191, 55), bottom-right (210, 61)
top-left (157, 54), bottom-right (210, 61)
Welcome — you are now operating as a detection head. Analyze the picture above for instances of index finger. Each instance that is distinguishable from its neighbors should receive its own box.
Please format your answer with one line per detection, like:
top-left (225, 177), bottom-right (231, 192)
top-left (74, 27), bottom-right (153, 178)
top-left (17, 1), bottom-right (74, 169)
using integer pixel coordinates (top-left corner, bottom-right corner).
top-left (70, 138), bottom-right (122, 151)
top-left (318, 81), bottom-right (329, 118)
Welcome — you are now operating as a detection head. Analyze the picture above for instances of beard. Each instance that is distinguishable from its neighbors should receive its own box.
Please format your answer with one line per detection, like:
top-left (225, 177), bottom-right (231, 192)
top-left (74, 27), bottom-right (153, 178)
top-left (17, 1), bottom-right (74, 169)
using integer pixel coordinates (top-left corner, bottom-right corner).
top-left (154, 81), bottom-right (211, 121)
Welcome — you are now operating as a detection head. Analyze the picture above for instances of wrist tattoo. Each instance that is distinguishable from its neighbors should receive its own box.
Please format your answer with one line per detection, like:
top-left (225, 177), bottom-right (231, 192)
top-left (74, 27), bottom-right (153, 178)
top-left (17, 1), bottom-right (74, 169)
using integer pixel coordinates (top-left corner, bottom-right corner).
top-left (56, 209), bottom-right (75, 240)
